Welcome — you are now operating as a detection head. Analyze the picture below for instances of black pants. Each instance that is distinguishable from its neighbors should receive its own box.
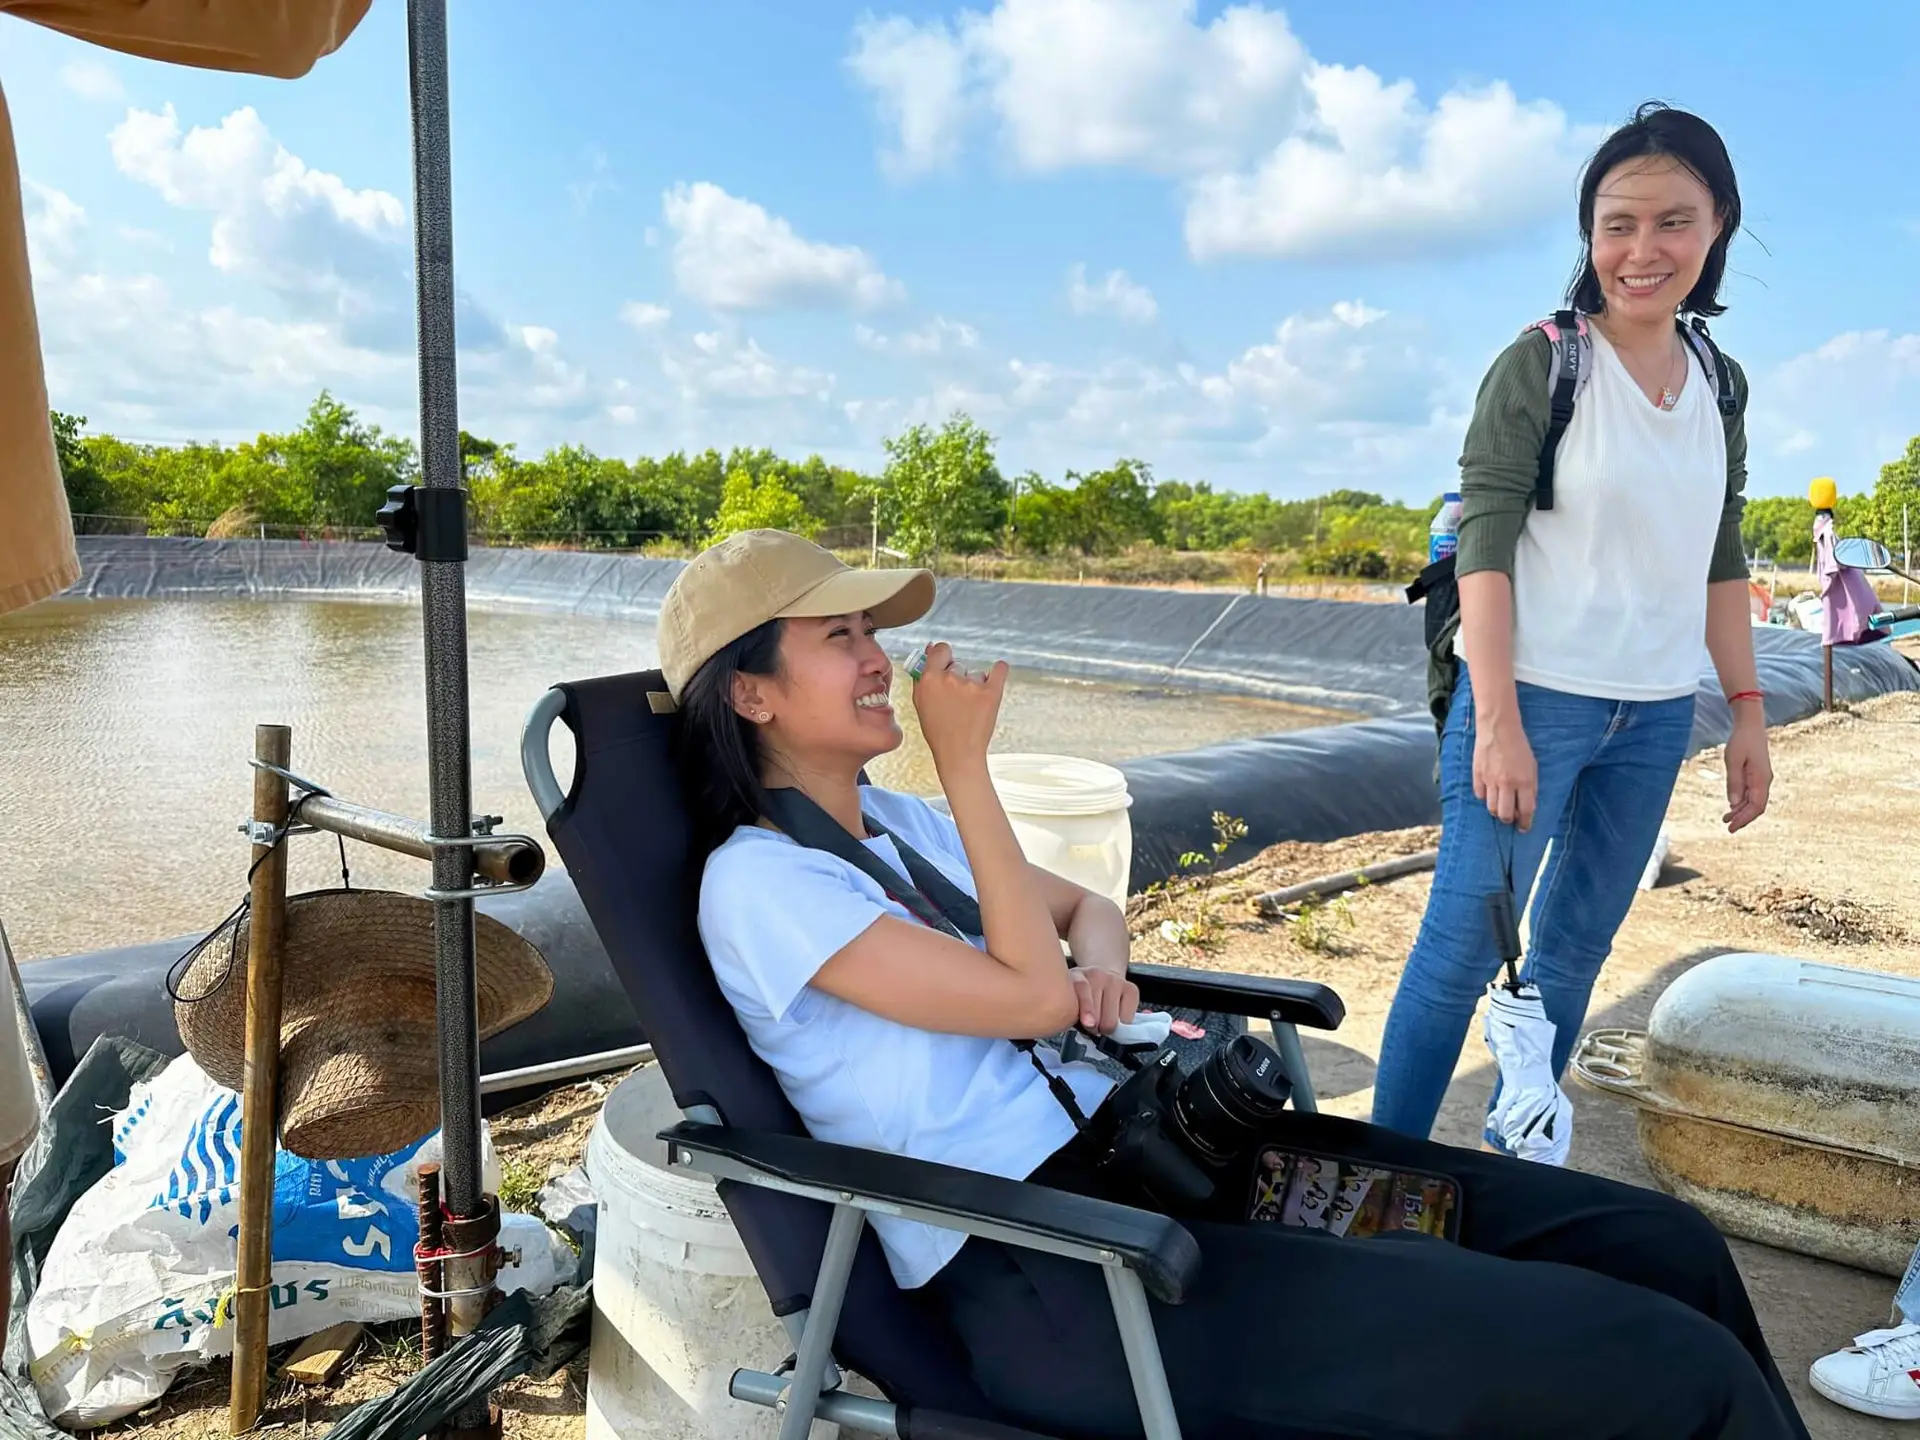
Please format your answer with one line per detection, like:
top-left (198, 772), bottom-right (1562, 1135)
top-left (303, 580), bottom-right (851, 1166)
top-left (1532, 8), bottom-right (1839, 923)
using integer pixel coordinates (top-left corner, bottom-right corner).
top-left (928, 1109), bottom-right (1809, 1439)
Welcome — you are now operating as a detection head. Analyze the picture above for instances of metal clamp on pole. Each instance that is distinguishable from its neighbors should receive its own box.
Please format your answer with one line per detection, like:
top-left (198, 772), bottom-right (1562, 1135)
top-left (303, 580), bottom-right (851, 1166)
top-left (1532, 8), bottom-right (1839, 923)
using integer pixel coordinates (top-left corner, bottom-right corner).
top-left (377, 482), bottom-right (469, 562)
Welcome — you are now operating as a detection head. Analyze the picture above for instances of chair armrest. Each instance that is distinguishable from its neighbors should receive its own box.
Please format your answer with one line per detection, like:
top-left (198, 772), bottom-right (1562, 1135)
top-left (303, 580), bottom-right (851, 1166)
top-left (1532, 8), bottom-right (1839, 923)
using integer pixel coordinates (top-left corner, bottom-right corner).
top-left (1131, 964), bottom-right (1345, 1031)
top-left (658, 1121), bottom-right (1200, 1304)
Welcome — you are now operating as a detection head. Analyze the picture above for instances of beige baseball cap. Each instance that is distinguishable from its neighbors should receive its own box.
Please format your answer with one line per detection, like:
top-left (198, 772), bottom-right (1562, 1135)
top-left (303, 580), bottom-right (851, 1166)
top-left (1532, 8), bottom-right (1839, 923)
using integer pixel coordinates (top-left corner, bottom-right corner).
top-left (658, 529), bottom-right (935, 700)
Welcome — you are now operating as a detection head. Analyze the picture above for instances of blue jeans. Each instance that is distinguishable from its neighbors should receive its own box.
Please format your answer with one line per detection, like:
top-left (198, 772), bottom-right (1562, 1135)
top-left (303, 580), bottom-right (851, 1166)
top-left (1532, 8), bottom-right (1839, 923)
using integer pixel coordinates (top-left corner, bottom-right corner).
top-left (1371, 663), bottom-right (1696, 1143)
top-left (1897, 1240), bottom-right (1920, 1324)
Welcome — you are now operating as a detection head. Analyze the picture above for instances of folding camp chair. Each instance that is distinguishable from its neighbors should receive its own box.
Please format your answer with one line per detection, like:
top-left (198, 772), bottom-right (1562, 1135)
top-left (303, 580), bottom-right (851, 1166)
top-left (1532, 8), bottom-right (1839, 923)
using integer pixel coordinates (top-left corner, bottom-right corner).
top-left (520, 670), bottom-right (1348, 1440)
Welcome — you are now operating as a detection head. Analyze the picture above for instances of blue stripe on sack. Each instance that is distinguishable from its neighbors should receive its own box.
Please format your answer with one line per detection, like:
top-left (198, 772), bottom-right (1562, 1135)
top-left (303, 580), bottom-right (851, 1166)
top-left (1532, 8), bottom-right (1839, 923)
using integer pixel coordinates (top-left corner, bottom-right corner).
top-left (211, 1097), bottom-right (241, 1186)
top-left (192, 1106), bottom-right (225, 1223)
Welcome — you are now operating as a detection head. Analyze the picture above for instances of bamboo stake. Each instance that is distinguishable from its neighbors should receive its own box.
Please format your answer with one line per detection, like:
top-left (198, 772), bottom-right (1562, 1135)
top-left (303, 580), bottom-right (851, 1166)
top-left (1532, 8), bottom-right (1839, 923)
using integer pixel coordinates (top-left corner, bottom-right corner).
top-left (229, 725), bottom-right (292, 1435)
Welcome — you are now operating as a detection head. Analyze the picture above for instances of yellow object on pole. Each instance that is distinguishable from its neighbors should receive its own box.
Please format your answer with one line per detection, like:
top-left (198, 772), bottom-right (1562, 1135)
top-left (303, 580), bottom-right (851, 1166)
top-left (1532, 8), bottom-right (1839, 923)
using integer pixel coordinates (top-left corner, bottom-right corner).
top-left (1809, 476), bottom-right (1838, 512)
top-left (229, 725), bottom-right (292, 1435)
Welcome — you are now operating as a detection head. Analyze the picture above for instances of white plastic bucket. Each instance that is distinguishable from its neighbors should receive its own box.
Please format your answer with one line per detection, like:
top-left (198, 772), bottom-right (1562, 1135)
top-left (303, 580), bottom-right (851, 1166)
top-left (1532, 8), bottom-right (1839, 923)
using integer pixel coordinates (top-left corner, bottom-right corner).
top-left (584, 1065), bottom-right (800, 1440)
top-left (988, 753), bottom-right (1134, 911)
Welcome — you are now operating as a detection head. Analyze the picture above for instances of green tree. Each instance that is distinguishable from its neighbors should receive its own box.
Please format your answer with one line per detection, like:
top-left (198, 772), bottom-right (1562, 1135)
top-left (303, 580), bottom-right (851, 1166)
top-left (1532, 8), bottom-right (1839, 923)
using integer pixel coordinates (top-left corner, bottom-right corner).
top-left (259, 392), bottom-right (417, 528)
top-left (1865, 436), bottom-right (1920, 557)
top-left (1060, 458), bottom-right (1160, 555)
top-left (876, 413), bottom-right (1007, 562)
top-left (707, 466), bottom-right (819, 542)
top-left (50, 411), bottom-right (113, 520)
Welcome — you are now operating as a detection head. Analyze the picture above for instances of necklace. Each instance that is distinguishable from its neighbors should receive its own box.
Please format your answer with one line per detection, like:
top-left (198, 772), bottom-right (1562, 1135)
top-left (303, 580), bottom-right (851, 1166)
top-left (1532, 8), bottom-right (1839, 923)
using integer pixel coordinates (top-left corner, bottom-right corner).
top-left (1657, 342), bottom-right (1684, 411)
top-left (1596, 316), bottom-right (1686, 410)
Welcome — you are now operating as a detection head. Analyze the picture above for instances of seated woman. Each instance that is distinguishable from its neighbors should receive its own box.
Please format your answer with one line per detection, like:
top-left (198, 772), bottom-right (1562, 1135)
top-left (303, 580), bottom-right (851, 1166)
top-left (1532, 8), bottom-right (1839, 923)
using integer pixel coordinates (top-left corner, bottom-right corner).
top-left (663, 528), bottom-right (1811, 1440)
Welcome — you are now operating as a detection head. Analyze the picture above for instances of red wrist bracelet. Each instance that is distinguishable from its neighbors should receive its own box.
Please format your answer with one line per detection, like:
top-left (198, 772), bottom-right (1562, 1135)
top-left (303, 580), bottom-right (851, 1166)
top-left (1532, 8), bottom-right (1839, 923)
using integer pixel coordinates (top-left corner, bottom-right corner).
top-left (1727, 690), bottom-right (1764, 705)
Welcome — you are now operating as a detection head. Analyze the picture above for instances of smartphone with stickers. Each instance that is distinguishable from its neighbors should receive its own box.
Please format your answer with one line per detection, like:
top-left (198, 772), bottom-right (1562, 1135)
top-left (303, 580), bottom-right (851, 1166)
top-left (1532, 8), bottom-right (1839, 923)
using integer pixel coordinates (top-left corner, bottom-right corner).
top-left (1247, 1145), bottom-right (1461, 1243)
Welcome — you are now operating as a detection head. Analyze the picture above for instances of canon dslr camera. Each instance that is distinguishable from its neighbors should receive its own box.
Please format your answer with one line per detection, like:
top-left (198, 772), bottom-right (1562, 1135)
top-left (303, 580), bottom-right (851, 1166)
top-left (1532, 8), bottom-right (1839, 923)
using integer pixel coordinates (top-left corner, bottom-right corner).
top-left (1090, 1031), bottom-right (1292, 1210)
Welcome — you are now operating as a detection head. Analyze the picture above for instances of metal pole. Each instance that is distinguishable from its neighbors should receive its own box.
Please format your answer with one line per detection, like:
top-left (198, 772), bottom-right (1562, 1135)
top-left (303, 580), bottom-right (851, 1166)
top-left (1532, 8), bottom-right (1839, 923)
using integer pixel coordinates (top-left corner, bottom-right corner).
top-left (295, 794), bottom-right (542, 888)
top-left (405, 5), bottom-right (497, 1429)
top-left (229, 725), bottom-right (292, 1436)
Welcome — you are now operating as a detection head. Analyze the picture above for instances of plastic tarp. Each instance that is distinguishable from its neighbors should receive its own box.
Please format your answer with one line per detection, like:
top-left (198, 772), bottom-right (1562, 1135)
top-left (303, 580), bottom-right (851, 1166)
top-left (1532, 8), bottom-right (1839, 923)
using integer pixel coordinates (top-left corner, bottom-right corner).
top-left (1, 1037), bottom-right (170, 1440)
top-left (39, 537), bottom-right (1920, 1069)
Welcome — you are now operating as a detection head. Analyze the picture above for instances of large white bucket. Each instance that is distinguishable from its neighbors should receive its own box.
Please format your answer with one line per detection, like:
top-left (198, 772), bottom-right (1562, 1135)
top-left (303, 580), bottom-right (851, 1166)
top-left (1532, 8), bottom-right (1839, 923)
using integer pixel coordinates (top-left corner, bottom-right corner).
top-left (585, 1065), bottom-right (809, 1440)
top-left (988, 753), bottom-right (1134, 911)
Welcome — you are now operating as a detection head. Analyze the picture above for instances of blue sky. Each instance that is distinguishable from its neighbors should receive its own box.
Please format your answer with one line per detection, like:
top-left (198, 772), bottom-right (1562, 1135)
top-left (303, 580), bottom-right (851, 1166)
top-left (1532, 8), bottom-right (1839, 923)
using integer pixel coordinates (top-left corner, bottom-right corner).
top-left (9, 0), bottom-right (1918, 503)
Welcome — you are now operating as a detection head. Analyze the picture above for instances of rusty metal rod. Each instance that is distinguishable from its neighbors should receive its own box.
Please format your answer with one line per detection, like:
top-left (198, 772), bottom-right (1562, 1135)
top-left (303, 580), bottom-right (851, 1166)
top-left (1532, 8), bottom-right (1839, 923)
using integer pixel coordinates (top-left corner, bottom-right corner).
top-left (417, 1163), bottom-right (447, 1364)
top-left (294, 794), bottom-right (543, 889)
top-left (229, 725), bottom-right (293, 1436)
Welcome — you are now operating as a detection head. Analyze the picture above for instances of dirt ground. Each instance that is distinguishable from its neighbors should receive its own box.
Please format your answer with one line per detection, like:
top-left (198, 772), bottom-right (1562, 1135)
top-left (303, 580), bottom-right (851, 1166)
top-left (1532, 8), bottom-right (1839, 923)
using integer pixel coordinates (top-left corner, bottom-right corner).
top-left (105, 688), bottom-right (1920, 1438)
top-left (1132, 687), bottom-right (1920, 1440)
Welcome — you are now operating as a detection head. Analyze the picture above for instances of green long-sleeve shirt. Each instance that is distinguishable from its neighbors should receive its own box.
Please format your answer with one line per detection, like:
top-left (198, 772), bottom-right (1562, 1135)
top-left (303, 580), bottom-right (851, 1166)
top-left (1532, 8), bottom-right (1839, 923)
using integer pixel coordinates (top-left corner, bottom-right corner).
top-left (1453, 327), bottom-right (1752, 584)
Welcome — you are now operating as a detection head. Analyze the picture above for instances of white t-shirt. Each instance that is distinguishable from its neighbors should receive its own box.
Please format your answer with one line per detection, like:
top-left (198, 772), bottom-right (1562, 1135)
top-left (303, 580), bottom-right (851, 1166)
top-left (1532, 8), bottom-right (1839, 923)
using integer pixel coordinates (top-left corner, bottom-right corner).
top-left (1466, 326), bottom-right (1728, 702)
top-left (697, 786), bottom-right (1116, 1289)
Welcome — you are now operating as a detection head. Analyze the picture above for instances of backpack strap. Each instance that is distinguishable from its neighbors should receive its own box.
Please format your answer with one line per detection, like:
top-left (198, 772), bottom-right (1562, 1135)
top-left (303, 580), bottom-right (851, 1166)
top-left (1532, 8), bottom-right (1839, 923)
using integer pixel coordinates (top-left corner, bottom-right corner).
top-left (1526, 309), bottom-right (1589, 513)
top-left (1681, 316), bottom-right (1739, 419)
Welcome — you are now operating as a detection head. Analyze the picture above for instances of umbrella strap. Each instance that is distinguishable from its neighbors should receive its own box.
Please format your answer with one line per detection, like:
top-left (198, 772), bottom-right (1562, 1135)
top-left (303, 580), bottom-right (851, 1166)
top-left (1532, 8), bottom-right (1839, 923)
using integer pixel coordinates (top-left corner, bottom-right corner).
top-left (1488, 825), bottom-right (1526, 994)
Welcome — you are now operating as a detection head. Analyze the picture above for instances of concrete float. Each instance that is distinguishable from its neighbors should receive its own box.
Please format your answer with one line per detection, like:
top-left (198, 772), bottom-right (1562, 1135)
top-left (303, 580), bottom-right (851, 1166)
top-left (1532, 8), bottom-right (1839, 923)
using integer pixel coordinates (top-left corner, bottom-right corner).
top-left (1575, 952), bottom-right (1920, 1277)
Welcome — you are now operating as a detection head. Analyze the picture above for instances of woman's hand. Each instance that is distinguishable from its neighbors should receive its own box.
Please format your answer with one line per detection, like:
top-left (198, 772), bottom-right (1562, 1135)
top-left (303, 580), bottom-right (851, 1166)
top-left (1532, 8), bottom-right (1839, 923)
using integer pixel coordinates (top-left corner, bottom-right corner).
top-left (1722, 713), bottom-right (1772, 833)
top-left (1069, 967), bottom-right (1139, 1035)
top-left (1474, 715), bottom-right (1538, 831)
top-left (911, 642), bottom-right (1009, 775)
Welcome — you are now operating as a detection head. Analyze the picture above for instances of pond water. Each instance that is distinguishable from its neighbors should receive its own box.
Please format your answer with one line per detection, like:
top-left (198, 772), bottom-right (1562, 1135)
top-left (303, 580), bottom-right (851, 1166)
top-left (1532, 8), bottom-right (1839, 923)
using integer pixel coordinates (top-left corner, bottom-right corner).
top-left (0, 598), bottom-right (1348, 962)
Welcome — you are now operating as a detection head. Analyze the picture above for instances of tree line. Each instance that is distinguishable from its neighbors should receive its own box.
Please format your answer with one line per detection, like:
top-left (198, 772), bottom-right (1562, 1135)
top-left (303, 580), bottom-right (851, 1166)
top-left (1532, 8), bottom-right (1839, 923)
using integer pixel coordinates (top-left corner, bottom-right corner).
top-left (50, 393), bottom-right (1920, 578)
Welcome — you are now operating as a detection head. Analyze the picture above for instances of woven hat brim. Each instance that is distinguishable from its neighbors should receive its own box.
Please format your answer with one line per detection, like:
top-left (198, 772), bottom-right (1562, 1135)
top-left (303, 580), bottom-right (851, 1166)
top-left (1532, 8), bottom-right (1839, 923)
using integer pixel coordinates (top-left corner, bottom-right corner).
top-left (173, 889), bottom-right (554, 1158)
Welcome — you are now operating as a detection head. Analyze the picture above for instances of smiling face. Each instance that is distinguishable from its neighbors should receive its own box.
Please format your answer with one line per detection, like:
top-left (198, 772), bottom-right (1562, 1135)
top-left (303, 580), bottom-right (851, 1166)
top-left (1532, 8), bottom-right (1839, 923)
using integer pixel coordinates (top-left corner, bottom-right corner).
top-left (1588, 154), bottom-right (1723, 326)
top-left (734, 611), bottom-right (901, 776)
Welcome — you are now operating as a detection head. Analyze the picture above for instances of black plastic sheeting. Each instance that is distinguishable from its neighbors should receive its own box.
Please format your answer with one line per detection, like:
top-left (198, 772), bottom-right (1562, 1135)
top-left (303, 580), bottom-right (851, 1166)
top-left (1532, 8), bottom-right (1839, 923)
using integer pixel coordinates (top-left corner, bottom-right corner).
top-left (36, 537), bottom-right (1920, 1086)
top-left (20, 873), bottom-right (638, 1091)
top-left (68, 537), bottom-right (1423, 713)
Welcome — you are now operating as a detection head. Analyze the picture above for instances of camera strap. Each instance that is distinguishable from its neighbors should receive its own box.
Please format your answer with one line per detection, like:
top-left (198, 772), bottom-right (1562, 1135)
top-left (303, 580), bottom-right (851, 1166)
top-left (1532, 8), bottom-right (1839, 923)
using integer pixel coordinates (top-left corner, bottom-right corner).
top-left (759, 785), bottom-right (1096, 1131)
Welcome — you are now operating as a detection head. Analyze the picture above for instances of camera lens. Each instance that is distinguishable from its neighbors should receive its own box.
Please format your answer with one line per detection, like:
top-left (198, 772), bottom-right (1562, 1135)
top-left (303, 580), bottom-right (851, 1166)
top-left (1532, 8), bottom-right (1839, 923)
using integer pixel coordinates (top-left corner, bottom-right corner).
top-left (1170, 1034), bottom-right (1293, 1164)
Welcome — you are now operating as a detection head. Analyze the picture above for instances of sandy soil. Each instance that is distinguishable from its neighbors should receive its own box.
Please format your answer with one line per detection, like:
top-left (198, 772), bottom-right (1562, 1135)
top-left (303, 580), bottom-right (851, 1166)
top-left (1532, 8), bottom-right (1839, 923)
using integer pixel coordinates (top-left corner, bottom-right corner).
top-left (104, 691), bottom-right (1920, 1438)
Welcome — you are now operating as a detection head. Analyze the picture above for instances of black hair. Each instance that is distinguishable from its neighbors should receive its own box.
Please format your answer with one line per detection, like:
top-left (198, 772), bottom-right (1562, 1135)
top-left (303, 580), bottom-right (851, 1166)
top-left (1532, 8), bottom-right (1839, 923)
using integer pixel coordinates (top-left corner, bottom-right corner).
top-left (1567, 101), bottom-right (1740, 318)
top-left (673, 618), bottom-right (786, 855)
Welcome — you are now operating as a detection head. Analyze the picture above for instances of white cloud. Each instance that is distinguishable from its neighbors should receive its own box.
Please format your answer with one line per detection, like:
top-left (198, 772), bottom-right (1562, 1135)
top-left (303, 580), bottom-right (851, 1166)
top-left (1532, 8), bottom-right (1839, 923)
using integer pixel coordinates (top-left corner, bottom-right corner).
top-left (620, 301), bottom-right (672, 329)
top-left (848, 0), bottom-right (1590, 261)
top-left (855, 315), bottom-right (980, 355)
top-left (845, 14), bottom-right (975, 178)
top-left (109, 104), bottom-right (411, 344)
top-left (849, 0), bottom-right (1305, 176)
top-left (59, 60), bottom-right (126, 103)
top-left (1185, 75), bottom-right (1590, 260)
top-left (843, 300), bottom-right (1453, 490)
top-left (1066, 264), bottom-right (1157, 322)
top-left (23, 182), bottom-right (85, 269)
top-left (26, 111), bottom-right (601, 446)
top-left (1752, 330), bottom-right (1920, 494)
top-left (661, 181), bottom-right (905, 311)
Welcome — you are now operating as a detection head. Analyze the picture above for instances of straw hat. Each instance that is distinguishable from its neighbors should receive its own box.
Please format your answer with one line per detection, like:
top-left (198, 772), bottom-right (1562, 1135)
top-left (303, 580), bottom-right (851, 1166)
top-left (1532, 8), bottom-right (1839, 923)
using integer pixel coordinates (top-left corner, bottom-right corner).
top-left (173, 889), bottom-right (554, 1160)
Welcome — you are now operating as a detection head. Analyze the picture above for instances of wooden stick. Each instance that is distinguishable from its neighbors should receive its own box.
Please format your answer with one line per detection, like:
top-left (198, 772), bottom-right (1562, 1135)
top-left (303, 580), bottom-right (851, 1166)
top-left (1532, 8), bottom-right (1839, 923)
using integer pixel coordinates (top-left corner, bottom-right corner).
top-left (1824, 643), bottom-right (1834, 712)
top-left (1249, 850), bottom-right (1439, 919)
top-left (229, 725), bottom-right (292, 1436)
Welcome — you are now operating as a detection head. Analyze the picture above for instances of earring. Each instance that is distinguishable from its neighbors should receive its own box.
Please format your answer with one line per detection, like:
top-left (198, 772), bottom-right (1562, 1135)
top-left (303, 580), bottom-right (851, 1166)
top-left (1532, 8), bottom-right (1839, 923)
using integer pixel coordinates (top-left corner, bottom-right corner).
top-left (756, 711), bottom-right (771, 722)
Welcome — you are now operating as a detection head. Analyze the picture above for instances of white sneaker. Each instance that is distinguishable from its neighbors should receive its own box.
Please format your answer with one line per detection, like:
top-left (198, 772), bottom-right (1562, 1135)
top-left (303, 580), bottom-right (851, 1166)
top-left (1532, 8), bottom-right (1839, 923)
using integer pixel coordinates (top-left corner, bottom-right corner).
top-left (1810, 1322), bottom-right (1920, 1420)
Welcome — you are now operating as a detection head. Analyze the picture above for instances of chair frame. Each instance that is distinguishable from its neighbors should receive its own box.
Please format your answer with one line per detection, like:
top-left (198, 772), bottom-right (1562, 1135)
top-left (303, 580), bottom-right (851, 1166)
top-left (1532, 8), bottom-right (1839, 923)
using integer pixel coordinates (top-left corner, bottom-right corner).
top-left (522, 685), bottom-right (1348, 1440)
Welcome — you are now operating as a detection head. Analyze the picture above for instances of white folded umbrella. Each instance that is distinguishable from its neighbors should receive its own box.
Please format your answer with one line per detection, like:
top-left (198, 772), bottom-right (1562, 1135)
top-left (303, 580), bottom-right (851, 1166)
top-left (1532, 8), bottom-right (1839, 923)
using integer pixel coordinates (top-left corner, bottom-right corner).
top-left (1483, 980), bottom-right (1574, 1165)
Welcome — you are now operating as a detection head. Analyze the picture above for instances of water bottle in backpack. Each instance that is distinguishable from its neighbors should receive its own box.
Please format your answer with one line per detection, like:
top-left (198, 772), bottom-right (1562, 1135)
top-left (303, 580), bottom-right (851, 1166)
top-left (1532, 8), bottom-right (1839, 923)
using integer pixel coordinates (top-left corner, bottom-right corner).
top-left (1429, 492), bottom-right (1463, 565)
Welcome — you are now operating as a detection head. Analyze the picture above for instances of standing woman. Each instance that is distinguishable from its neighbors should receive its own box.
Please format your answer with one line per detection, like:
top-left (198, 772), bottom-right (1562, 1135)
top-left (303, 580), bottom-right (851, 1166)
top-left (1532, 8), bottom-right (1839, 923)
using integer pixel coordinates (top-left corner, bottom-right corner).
top-left (1372, 103), bottom-right (1772, 1146)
